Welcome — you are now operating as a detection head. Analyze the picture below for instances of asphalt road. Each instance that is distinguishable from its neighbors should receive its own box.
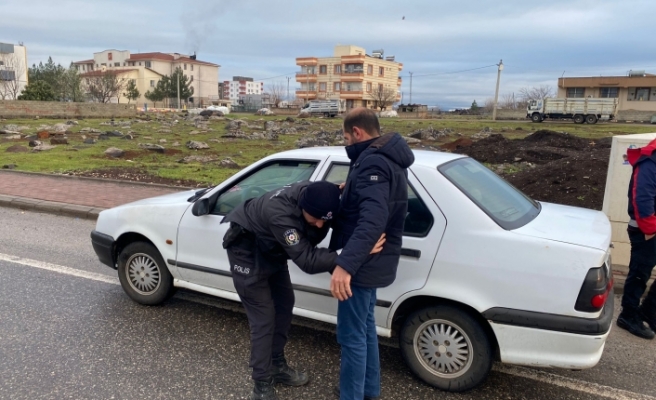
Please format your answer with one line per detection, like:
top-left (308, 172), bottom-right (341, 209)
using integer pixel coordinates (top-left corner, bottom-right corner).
top-left (0, 207), bottom-right (654, 400)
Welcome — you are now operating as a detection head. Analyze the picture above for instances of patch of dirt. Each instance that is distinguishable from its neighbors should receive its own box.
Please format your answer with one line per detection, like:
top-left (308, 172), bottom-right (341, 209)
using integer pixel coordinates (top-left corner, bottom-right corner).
top-left (68, 167), bottom-right (206, 188)
top-left (439, 130), bottom-right (612, 209)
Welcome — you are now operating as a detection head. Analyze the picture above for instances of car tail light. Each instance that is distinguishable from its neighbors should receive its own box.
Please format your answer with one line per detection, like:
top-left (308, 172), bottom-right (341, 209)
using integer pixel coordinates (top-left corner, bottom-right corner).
top-left (575, 265), bottom-right (613, 312)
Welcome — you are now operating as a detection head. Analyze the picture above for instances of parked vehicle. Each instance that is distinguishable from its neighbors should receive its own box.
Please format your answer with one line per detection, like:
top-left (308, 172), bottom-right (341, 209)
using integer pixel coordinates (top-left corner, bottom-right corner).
top-left (300, 99), bottom-right (345, 117)
top-left (527, 98), bottom-right (618, 124)
top-left (91, 147), bottom-right (613, 392)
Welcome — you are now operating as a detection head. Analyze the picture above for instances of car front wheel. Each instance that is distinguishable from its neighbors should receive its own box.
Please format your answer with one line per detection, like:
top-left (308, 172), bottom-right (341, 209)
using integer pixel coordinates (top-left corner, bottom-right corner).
top-left (399, 305), bottom-right (493, 392)
top-left (118, 242), bottom-right (174, 305)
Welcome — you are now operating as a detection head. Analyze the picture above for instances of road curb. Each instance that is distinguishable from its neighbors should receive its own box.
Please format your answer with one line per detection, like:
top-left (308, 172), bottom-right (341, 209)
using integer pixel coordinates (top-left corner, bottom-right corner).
top-left (0, 169), bottom-right (197, 191)
top-left (0, 194), bottom-right (104, 220)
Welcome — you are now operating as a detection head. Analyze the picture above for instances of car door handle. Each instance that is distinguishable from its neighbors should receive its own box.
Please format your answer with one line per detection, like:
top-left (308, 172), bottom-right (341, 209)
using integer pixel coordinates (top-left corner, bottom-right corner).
top-left (401, 248), bottom-right (421, 258)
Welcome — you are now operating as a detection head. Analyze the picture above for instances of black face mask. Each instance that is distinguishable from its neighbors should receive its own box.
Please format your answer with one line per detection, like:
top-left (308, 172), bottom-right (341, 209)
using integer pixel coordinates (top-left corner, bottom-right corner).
top-left (345, 137), bottom-right (377, 160)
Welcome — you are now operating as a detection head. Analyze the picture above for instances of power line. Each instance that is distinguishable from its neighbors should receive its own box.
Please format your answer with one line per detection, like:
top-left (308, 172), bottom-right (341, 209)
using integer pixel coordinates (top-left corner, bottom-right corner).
top-left (408, 64), bottom-right (499, 78)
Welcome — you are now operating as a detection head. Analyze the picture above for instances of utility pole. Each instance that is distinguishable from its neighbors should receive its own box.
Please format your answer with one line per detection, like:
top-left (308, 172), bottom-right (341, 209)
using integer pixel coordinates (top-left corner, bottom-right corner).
top-left (409, 72), bottom-right (413, 105)
top-left (304, 65), bottom-right (309, 104)
top-left (492, 59), bottom-right (503, 121)
top-left (177, 68), bottom-right (181, 110)
top-left (286, 76), bottom-right (290, 102)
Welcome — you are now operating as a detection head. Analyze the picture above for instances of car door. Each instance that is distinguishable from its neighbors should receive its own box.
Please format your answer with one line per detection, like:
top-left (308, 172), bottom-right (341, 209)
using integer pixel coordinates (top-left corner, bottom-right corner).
top-left (174, 158), bottom-right (325, 292)
top-left (288, 158), bottom-right (447, 326)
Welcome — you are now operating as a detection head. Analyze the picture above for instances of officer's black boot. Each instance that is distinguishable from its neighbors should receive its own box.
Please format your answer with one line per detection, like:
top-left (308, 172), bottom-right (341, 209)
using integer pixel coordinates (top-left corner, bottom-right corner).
top-left (250, 377), bottom-right (278, 400)
top-left (639, 304), bottom-right (656, 332)
top-left (271, 354), bottom-right (309, 386)
top-left (617, 310), bottom-right (655, 339)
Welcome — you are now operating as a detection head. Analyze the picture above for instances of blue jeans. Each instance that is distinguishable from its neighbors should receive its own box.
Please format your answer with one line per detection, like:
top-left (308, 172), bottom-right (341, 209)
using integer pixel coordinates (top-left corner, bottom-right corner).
top-left (337, 285), bottom-right (380, 400)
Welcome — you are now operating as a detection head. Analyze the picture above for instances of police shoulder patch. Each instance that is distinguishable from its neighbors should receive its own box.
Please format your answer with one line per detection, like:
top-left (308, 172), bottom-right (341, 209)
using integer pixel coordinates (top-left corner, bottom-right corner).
top-left (283, 229), bottom-right (300, 246)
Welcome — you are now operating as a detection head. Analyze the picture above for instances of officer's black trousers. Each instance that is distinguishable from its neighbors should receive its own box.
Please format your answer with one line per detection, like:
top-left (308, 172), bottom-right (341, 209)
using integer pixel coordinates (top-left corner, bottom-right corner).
top-left (622, 227), bottom-right (656, 314)
top-left (227, 241), bottom-right (295, 381)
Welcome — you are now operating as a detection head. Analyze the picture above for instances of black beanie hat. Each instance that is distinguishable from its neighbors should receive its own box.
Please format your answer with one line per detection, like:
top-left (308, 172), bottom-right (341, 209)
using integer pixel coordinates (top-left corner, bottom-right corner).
top-left (300, 181), bottom-right (341, 220)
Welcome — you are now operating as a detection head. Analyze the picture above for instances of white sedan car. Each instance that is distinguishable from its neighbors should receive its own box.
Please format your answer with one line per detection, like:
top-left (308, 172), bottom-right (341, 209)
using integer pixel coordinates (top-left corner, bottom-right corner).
top-left (90, 147), bottom-right (614, 392)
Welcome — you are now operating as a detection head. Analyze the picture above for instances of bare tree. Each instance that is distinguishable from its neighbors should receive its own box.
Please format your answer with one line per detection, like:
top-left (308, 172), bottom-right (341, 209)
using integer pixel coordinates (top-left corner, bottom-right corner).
top-left (370, 86), bottom-right (397, 111)
top-left (0, 52), bottom-right (27, 100)
top-left (84, 71), bottom-right (127, 103)
top-left (266, 81), bottom-right (286, 108)
top-left (518, 85), bottom-right (555, 102)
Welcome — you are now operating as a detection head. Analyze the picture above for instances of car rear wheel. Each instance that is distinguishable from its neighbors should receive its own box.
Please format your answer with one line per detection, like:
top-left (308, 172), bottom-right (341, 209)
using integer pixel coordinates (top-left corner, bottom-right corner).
top-left (118, 242), bottom-right (174, 306)
top-left (573, 114), bottom-right (585, 124)
top-left (531, 113), bottom-right (542, 123)
top-left (585, 114), bottom-right (598, 124)
top-left (400, 305), bottom-right (493, 392)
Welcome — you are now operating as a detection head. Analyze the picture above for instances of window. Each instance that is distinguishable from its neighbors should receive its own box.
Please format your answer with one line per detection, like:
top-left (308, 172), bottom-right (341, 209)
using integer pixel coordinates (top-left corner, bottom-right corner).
top-left (108, 52), bottom-right (113, 61)
top-left (319, 65), bottom-right (327, 74)
top-left (191, 64), bottom-right (194, 71)
top-left (378, 84), bottom-right (383, 92)
top-left (439, 158), bottom-right (540, 230)
top-left (379, 67), bottom-right (384, 77)
top-left (145, 61), bottom-right (151, 68)
top-left (150, 80), bottom-right (155, 88)
top-left (635, 87), bottom-right (651, 101)
top-left (0, 70), bottom-right (16, 81)
top-left (566, 87), bottom-right (585, 98)
top-left (184, 63), bottom-right (187, 70)
top-left (319, 82), bottom-right (327, 91)
top-left (323, 163), bottom-right (434, 237)
top-left (190, 76), bottom-right (193, 82)
top-left (334, 82), bottom-right (341, 91)
top-left (367, 65), bottom-right (373, 75)
top-left (600, 87), bottom-right (619, 98)
top-left (212, 160), bottom-right (319, 215)
top-left (334, 65), bottom-right (341, 74)
top-left (366, 82), bottom-right (372, 92)
top-left (138, 62), bottom-right (141, 66)
top-left (114, 62), bottom-right (120, 67)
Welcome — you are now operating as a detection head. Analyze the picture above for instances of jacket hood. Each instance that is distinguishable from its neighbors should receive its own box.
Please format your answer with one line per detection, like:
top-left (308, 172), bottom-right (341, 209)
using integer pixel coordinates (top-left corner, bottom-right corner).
top-left (628, 138), bottom-right (656, 166)
top-left (347, 132), bottom-right (415, 168)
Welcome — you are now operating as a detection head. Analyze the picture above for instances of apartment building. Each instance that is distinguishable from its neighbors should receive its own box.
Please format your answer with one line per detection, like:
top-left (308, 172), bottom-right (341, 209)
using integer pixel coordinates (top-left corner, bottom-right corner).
top-left (558, 70), bottom-right (656, 112)
top-left (0, 42), bottom-right (28, 100)
top-left (73, 50), bottom-right (220, 106)
top-left (295, 45), bottom-right (402, 109)
top-left (223, 76), bottom-right (264, 104)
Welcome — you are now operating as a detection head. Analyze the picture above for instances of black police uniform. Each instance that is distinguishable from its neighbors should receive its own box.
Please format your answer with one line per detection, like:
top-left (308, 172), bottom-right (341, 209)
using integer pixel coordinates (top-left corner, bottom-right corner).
top-left (222, 181), bottom-right (338, 382)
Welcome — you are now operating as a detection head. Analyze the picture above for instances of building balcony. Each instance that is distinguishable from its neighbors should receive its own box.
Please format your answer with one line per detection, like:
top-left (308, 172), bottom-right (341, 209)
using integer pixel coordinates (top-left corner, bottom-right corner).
top-left (296, 73), bottom-right (317, 81)
top-left (340, 91), bottom-right (365, 99)
top-left (296, 90), bottom-right (318, 99)
top-left (296, 57), bottom-right (318, 66)
top-left (341, 73), bottom-right (364, 81)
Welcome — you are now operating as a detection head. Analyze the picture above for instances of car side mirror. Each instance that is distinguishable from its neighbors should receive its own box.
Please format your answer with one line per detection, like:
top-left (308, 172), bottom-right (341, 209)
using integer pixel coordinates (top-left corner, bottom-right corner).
top-left (191, 198), bottom-right (210, 216)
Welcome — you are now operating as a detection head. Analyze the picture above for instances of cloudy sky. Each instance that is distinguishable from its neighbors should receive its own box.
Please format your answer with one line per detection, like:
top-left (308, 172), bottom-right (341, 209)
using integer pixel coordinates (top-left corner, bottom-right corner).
top-left (2, 0), bottom-right (656, 109)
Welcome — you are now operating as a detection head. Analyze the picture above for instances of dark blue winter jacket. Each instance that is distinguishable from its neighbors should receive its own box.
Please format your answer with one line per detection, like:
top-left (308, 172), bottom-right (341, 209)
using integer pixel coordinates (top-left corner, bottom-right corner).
top-left (627, 139), bottom-right (656, 235)
top-left (329, 132), bottom-right (415, 288)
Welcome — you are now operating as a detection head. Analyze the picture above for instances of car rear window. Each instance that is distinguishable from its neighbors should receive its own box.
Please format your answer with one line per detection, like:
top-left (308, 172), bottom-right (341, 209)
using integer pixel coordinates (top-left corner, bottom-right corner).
top-left (438, 158), bottom-right (540, 230)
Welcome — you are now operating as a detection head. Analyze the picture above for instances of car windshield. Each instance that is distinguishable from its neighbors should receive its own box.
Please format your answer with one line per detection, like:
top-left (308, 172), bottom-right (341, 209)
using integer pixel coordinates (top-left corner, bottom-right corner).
top-left (439, 158), bottom-right (540, 230)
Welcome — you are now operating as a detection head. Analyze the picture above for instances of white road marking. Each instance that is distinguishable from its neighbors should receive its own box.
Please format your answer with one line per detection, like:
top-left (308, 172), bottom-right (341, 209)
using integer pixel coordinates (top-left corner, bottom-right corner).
top-left (1, 252), bottom-right (654, 400)
top-left (494, 362), bottom-right (656, 400)
top-left (0, 253), bottom-right (119, 285)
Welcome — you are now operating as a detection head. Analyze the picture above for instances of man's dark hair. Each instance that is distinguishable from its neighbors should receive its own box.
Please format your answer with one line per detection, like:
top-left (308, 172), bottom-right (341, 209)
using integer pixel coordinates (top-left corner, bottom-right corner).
top-left (343, 108), bottom-right (381, 137)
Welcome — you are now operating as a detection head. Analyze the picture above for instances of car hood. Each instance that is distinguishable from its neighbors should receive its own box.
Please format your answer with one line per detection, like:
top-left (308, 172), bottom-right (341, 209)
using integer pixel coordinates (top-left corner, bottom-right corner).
top-left (116, 190), bottom-right (198, 208)
top-left (512, 202), bottom-right (611, 251)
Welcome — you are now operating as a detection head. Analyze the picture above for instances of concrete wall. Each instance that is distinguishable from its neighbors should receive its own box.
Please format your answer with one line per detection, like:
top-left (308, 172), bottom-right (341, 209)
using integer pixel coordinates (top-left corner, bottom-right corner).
top-left (616, 109), bottom-right (656, 122)
top-left (0, 100), bottom-right (136, 118)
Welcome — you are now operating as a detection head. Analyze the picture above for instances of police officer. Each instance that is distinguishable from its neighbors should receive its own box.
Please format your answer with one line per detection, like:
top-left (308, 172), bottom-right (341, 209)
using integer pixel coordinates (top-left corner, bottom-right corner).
top-left (222, 181), bottom-right (384, 400)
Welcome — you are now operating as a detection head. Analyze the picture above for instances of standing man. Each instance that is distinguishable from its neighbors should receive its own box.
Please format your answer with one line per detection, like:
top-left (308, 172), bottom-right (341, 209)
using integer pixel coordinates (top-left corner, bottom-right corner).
top-left (329, 108), bottom-right (415, 400)
top-left (222, 180), bottom-right (384, 400)
top-left (620, 140), bottom-right (656, 339)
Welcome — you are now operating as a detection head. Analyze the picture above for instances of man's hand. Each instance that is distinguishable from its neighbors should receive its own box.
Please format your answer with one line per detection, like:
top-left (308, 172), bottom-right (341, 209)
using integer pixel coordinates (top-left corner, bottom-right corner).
top-left (370, 233), bottom-right (386, 254)
top-left (331, 266), bottom-right (352, 301)
top-left (646, 234), bottom-right (656, 241)
top-left (339, 182), bottom-right (346, 191)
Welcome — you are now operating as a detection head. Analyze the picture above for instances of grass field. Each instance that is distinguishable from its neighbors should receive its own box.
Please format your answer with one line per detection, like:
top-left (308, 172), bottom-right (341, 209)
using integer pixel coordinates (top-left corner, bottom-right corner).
top-left (2, 113), bottom-right (655, 186)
